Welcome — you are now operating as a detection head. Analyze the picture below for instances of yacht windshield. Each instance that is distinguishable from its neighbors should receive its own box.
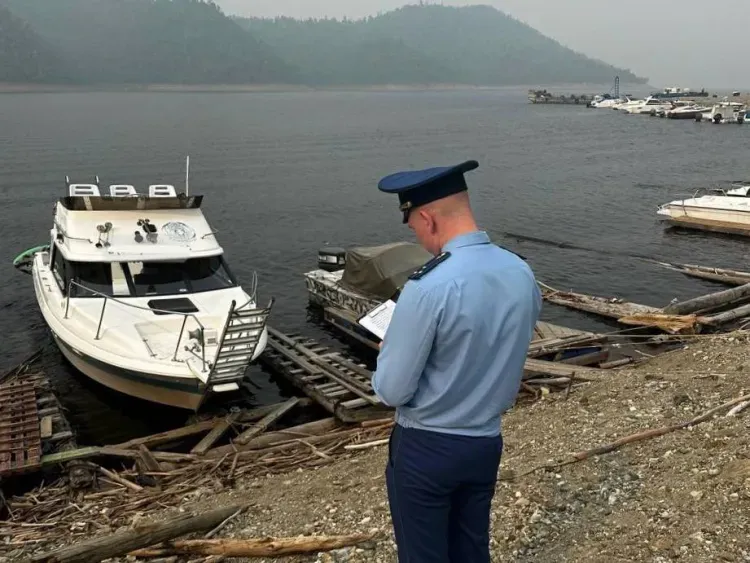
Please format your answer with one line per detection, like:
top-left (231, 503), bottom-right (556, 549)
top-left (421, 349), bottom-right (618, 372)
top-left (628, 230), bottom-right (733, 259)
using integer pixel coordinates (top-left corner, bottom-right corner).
top-left (67, 256), bottom-right (237, 298)
top-left (127, 257), bottom-right (236, 297)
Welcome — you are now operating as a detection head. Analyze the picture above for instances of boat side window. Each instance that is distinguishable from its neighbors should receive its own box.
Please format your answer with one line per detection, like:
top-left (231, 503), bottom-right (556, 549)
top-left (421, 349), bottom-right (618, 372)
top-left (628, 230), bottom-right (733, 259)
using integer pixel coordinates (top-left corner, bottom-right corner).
top-left (125, 257), bottom-right (237, 297)
top-left (51, 245), bottom-right (68, 294)
top-left (67, 262), bottom-right (131, 298)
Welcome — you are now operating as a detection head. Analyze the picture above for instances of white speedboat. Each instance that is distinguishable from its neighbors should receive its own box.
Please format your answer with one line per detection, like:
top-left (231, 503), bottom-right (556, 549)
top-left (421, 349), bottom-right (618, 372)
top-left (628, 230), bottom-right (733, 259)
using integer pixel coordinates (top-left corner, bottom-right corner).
top-left (589, 95), bottom-right (627, 109)
top-left (611, 97), bottom-right (640, 111)
top-left (657, 192), bottom-right (750, 236)
top-left (621, 96), bottom-right (673, 115)
top-left (15, 164), bottom-right (273, 411)
top-left (666, 103), bottom-right (711, 119)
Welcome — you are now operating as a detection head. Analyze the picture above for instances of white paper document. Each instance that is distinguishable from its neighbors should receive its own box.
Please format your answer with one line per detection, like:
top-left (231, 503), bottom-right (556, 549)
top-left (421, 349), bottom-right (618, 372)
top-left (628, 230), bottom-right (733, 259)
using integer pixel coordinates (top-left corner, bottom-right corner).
top-left (358, 299), bottom-right (397, 340)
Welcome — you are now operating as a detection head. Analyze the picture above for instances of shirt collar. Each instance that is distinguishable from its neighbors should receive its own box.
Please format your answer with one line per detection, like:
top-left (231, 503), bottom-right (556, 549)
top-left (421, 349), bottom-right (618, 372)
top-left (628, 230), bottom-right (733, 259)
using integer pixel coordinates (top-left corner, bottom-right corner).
top-left (442, 230), bottom-right (491, 252)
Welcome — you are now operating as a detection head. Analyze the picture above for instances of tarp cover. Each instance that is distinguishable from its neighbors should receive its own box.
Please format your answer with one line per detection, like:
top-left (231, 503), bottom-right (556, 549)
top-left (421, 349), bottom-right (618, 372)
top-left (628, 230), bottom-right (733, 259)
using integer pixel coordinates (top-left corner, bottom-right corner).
top-left (340, 242), bottom-right (431, 300)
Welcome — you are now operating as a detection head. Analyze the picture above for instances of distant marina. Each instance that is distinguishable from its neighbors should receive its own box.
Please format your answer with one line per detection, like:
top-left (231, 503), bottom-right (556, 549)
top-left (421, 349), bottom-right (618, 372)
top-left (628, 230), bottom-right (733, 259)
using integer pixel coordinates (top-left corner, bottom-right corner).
top-left (529, 76), bottom-right (747, 124)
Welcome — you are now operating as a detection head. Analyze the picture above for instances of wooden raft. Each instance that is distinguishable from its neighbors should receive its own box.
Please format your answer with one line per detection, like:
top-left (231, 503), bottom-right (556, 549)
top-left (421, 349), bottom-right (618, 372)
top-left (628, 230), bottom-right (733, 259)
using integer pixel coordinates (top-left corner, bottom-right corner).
top-left (533, 321), bottom-right (587, 340)
top-left (261, 327), bottom-right (608, 414)
top-left (260, 327), bottom-right (391, 423)
top-left (0, 380), bottom-right (42, 476)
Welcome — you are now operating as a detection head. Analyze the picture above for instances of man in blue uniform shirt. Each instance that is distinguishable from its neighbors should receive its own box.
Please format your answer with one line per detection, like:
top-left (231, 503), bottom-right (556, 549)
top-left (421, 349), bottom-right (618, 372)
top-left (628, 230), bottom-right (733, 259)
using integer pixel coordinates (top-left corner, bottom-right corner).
top-left (372, 159), bottom-right (542, 563)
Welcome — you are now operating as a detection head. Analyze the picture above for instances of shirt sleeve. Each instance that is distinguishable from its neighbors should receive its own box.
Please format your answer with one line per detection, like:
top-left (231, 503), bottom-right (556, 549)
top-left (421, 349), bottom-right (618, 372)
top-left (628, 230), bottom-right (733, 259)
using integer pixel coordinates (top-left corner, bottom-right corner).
top-left (371, 282), bottom-right (439, 407)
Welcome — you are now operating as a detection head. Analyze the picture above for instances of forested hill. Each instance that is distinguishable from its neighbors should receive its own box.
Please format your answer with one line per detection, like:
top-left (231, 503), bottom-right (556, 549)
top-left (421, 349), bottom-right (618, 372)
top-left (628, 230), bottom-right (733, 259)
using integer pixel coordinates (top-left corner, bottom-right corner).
top-left (0, 0), bottom-right (296, 85)
top-left (237, 5), bottom-right (646, 86)
top-left (0, 0), bottom-right (646, 86)
top-left (0, 5), bottom-right (68, 83)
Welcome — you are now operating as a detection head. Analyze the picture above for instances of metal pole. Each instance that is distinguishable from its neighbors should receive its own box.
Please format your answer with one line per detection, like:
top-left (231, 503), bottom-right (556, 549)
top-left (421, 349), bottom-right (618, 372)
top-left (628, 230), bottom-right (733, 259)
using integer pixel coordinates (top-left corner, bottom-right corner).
top-left (64, 280), bottom-right (73, 319)
top-left (95, 298), bottom-right (108, 340)
top-left (200, 327), bottom-right (206, 372)
top-left (174, 315), bottom-right (188, 361)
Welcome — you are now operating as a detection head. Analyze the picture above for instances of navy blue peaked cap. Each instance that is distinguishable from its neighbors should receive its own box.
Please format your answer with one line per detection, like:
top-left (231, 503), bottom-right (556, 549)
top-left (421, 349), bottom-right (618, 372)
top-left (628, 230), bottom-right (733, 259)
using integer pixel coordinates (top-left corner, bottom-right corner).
top-left (378, 160), bottom-right (479, 223)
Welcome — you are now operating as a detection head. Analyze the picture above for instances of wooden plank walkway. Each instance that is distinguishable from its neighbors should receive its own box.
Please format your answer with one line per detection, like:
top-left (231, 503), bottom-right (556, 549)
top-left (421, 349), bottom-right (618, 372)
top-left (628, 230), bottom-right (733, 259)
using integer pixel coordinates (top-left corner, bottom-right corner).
top-left (260, 327), bottom-right (391, 423)
top-left (260, 326), bottom-right (608, 419)
top-left (0, 380), bottom-right (42, 476)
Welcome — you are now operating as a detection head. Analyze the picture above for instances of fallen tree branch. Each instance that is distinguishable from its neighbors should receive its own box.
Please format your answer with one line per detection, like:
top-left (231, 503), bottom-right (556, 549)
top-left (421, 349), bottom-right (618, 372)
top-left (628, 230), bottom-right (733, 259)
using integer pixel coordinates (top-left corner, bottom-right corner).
top-left (128, 532), bottom-right (382, 558)
top-left (25, 502), bottom-right (252, 563)
top-left (513, 392), bottom-right (750, 479)
top-left (726, 400), bottom-right (750, 417)
top-left (344, 439), bottom-right (389, 451)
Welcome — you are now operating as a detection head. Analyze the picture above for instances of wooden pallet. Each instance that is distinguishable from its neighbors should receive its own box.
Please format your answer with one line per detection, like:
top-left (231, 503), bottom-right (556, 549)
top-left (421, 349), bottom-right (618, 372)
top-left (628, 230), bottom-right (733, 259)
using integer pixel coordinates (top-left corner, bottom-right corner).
top-left (0, 380), bottom-right (42, 476)
top-left (260, 327), bottom-right (391, 423)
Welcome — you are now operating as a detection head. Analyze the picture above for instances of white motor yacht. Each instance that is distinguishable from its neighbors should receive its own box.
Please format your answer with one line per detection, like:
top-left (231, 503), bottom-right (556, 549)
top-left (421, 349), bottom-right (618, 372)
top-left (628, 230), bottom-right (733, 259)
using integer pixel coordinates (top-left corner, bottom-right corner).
top-left (15, 163), bottom-right (273, 411)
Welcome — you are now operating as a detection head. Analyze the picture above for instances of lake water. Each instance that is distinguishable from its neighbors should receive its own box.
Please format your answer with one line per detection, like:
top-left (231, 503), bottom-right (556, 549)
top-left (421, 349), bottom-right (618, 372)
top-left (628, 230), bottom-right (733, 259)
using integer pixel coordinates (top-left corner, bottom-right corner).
top-left (2, 86), bottom-right (748, 444)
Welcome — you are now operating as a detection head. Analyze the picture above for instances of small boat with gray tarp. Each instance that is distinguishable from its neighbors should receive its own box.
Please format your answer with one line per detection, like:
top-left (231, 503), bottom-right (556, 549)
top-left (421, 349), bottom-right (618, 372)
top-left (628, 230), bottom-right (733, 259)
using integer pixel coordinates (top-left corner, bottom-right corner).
top-left (304, 243), bottom-right (610, 365)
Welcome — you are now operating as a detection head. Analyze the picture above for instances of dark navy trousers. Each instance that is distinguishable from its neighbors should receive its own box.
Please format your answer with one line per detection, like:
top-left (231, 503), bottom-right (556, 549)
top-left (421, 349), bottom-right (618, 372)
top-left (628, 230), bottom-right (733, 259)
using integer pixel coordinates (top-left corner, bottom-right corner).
top-left (385, 424), bottom-right (503, 563)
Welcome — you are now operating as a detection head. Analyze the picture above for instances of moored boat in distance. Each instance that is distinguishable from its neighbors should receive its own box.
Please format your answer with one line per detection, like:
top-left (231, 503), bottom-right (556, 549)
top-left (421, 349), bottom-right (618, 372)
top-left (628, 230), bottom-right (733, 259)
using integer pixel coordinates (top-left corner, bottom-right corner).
top-left (666, 103), bottom-right (712, 119)
top-left (657, 190), bottom-right (750, 237)
top-left (695, 101), bottom-right (746, 123)
top-left (651, 86), bottom-right (710, 99)
top-left (620, 96), bottom-right (674, 115)
top-left (527, 89), bottom-right (595, 105)
top-left (16, 160), bottom-right (274, 411)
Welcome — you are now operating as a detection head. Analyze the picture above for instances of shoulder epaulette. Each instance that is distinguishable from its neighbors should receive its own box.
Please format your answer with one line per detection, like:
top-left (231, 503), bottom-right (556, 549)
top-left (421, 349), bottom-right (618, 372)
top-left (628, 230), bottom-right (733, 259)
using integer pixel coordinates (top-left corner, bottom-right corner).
top-left (496, 244), bottom-right (527, 261)
top-left (409, 251), bottom-right (451, 280)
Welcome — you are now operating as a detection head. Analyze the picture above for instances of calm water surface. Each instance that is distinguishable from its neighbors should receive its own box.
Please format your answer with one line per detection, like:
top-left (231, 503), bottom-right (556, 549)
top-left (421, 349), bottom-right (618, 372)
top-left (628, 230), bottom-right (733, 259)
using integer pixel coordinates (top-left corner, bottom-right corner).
top-left (1, 87), bottom-right (748, 443)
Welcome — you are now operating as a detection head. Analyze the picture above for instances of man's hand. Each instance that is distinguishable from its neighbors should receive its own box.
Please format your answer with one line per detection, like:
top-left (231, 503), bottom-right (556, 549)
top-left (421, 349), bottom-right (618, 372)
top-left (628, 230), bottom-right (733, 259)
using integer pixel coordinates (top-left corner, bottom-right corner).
top-left (378, 341), bottom-right (383, 350)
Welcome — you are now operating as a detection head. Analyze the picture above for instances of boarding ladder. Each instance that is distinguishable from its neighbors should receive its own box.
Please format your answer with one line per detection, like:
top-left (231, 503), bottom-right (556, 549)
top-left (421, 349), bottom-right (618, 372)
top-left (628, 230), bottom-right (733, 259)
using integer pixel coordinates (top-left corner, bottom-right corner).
top-left (206, 298), bottom-right (274, 391)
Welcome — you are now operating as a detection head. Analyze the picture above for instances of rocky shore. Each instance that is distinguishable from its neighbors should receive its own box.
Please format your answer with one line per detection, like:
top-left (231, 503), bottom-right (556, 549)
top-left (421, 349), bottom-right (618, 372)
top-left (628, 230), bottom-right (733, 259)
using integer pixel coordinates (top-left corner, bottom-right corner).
top-left (4, 334), bottom-right (749, 563)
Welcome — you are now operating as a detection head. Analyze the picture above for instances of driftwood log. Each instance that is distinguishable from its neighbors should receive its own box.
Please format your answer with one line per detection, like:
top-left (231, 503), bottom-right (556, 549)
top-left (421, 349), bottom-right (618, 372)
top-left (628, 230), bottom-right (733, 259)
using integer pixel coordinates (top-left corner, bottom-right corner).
top-left (702, 302), bottom-right (750, 326)
top-left (128, 532), bottom-right (381, 558)
top-left (25, 502), bottom-right (251, 563)
top-left (664, 281), bottom-right (750, 315)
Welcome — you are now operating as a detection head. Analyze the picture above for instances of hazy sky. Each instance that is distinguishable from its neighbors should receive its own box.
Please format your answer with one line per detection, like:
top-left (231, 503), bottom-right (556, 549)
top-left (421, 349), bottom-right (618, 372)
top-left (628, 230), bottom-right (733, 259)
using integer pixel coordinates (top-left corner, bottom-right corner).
top-left (217, 0), bottom-right (748, 89)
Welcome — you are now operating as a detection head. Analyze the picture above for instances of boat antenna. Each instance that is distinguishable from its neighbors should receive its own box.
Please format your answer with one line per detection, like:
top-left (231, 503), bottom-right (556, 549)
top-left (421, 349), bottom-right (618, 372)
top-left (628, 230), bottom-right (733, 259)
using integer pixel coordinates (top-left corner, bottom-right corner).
top-left (185, 155), bottom-right (190, 196)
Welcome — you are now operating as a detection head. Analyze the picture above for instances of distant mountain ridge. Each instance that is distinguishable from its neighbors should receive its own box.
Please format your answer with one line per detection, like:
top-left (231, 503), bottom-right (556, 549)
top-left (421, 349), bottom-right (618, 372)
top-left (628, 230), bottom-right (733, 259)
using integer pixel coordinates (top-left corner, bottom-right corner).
top-left (0, 0), bottom-right (647, 86)
top-left (236, 5), bottom-right (647, 86)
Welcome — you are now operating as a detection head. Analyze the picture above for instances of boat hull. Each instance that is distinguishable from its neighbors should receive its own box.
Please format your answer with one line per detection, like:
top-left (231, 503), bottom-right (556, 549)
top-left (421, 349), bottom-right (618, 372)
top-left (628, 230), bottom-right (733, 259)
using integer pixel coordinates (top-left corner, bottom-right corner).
top-left (51, 330), bottom-right (206, 411)
top-left (660, 203), bottom-right (750, 222)
top-left (658, 202), bottom-right (750, 232)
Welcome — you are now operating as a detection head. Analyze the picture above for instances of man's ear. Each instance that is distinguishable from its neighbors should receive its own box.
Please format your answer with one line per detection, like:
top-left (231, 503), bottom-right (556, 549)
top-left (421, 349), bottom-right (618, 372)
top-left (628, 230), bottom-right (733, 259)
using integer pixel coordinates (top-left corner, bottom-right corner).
top-left (419, 209), bottom-right (436, 234)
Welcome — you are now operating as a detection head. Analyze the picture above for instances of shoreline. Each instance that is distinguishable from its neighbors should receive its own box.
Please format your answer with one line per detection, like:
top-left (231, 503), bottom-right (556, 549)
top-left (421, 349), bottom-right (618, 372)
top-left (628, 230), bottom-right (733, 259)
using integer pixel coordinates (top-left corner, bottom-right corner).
top-left (0, 81), bottom-right (649, 94)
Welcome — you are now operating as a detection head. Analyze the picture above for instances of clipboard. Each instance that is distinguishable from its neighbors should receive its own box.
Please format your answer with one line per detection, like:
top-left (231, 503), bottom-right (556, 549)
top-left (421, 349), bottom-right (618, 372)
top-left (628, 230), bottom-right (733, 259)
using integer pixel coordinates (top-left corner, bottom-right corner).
top-left (357, 299), bottom-right (397, 340)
